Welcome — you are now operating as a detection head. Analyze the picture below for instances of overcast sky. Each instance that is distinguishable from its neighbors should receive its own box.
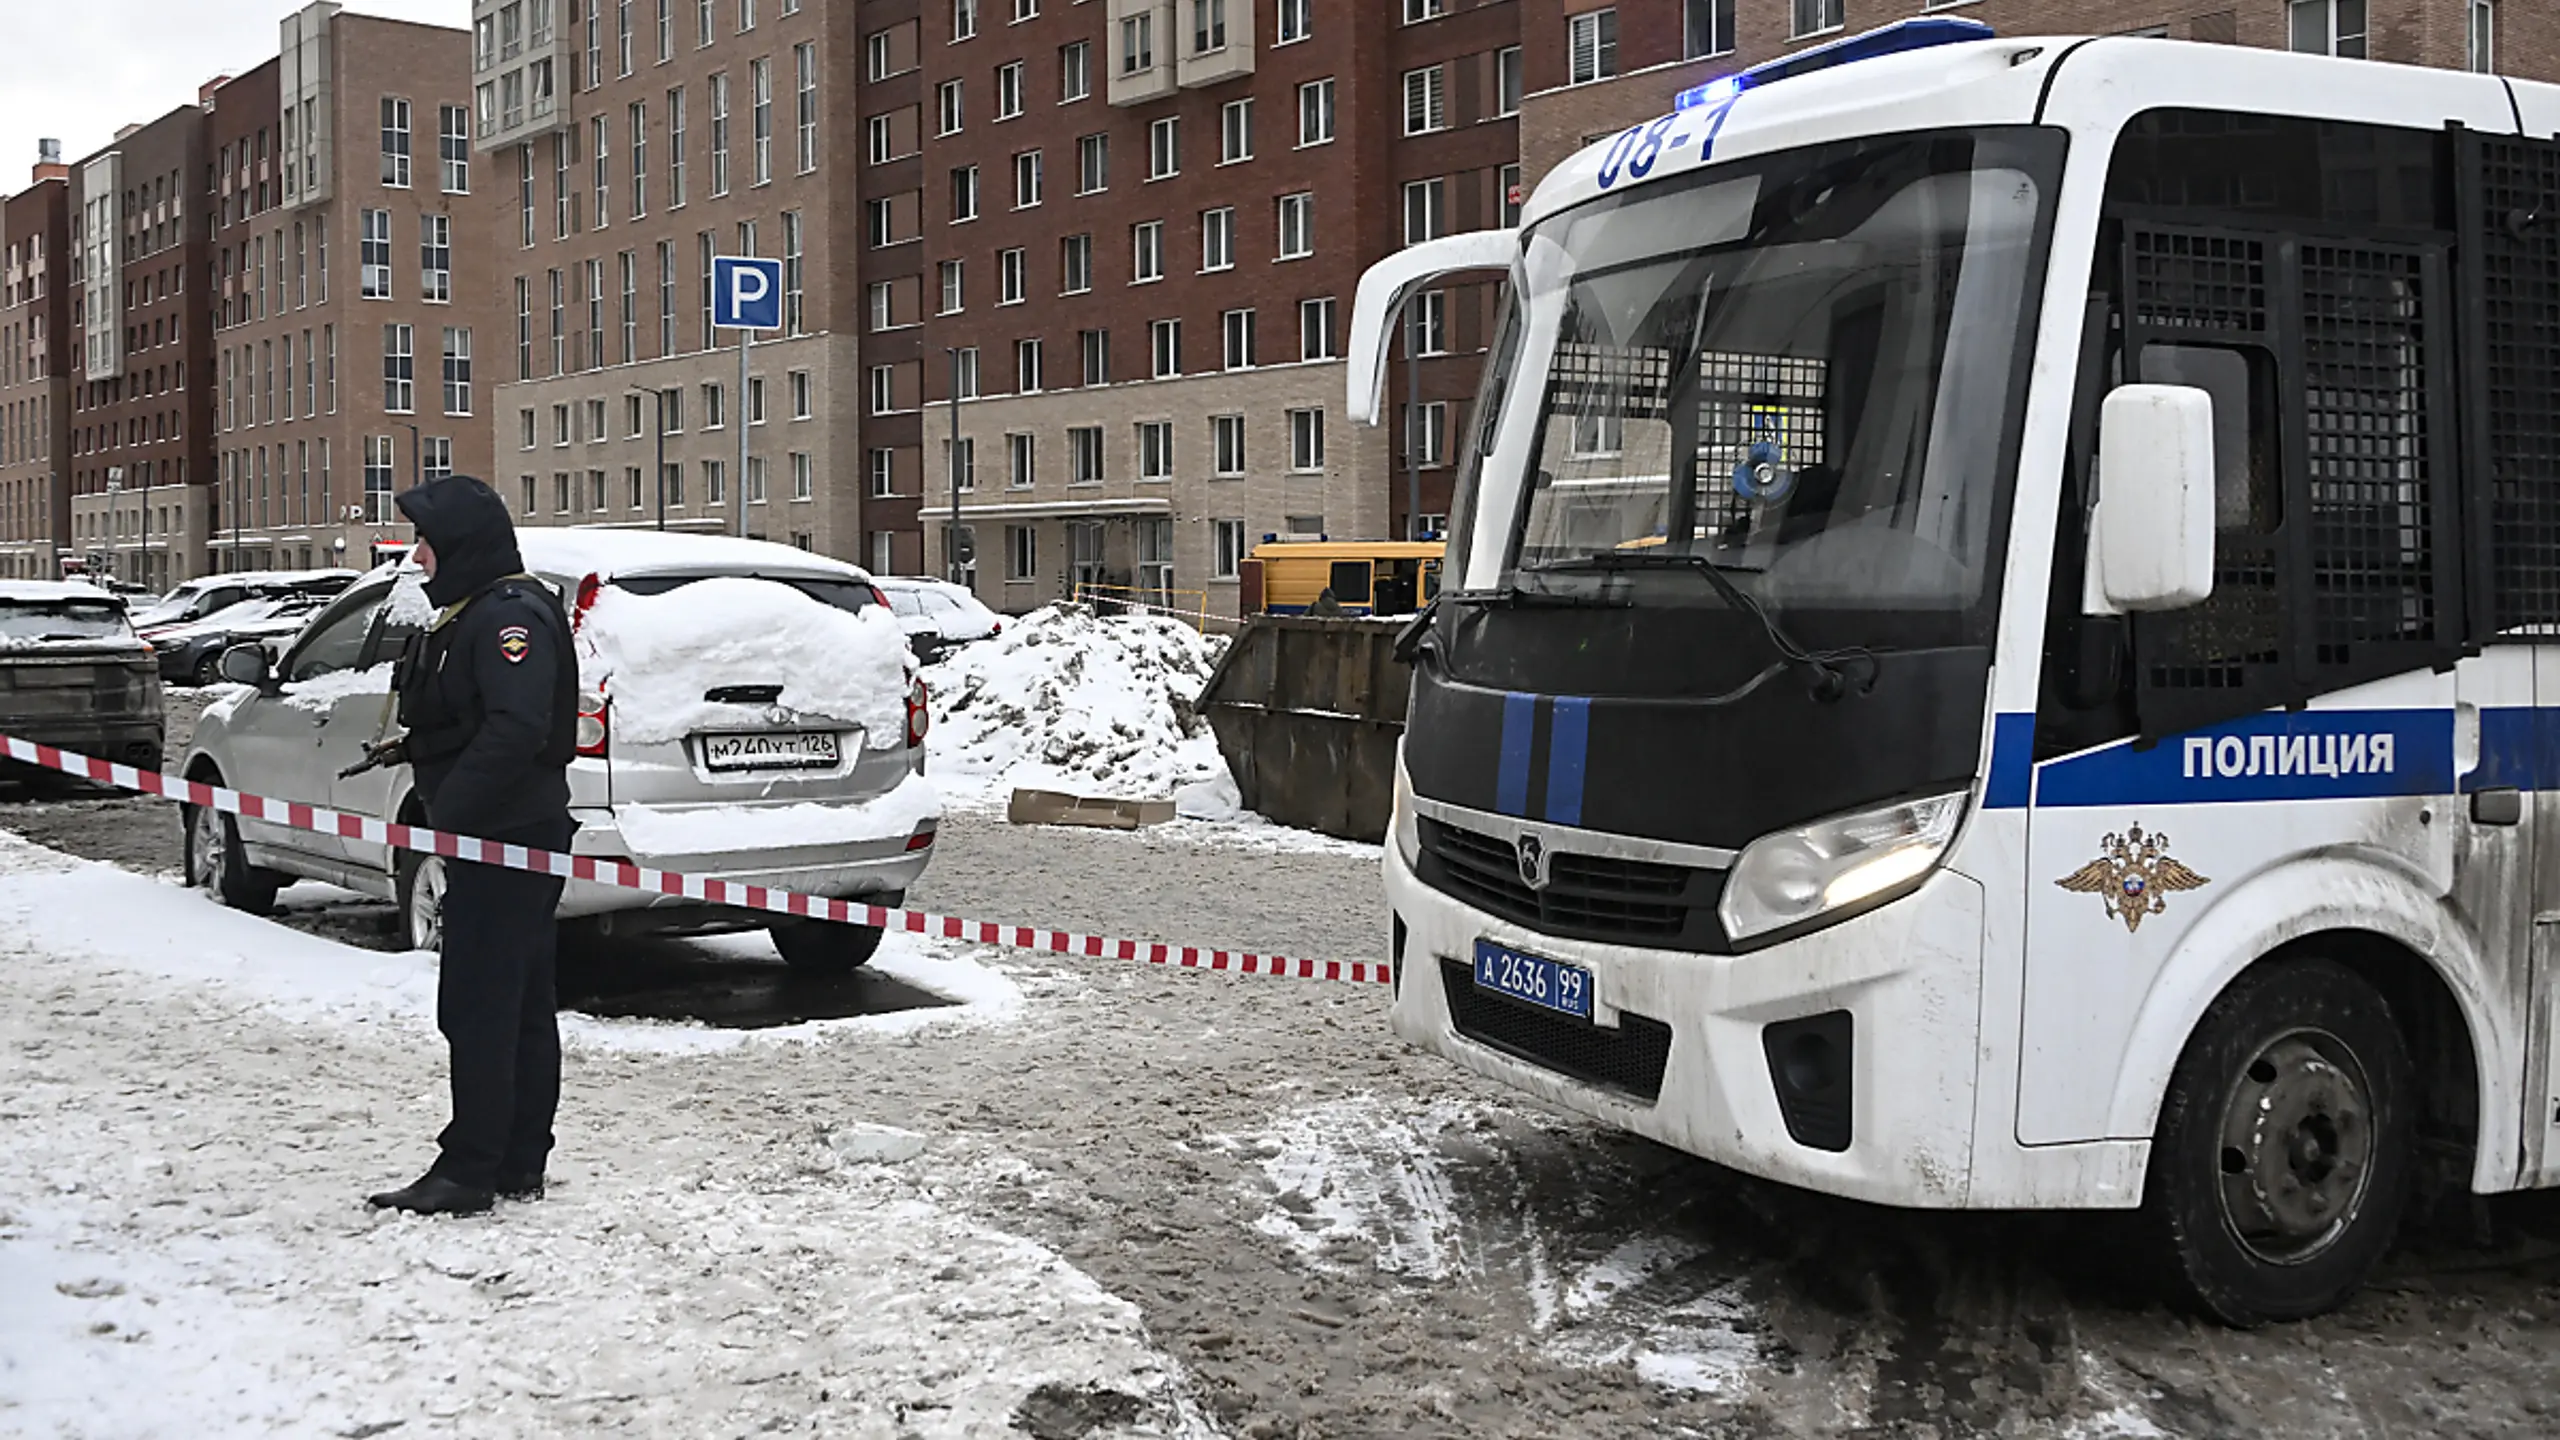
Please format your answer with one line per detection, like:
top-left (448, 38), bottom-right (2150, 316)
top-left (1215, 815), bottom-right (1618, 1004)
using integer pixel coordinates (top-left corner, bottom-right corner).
top-left (1, 0), bottom-right (462, 197)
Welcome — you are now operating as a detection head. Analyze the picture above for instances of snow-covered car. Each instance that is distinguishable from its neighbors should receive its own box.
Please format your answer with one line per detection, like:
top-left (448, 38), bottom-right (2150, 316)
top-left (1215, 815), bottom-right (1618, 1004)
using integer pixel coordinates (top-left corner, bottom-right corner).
top-left (152, 593), bottom-right (332, 686)
top-left (178, 531), bottom-right (938, 972)
top-left (875, 576), bottom-right (1003, 661)
top-left (131, 569), bottom-right (359, 638)
top-left (0, 581), bottom-right (165, 774)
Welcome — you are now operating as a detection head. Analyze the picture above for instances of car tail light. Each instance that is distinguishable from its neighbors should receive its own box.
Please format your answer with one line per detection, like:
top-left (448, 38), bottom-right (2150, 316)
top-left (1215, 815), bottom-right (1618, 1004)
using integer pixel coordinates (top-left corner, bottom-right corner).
top-left (904, 829), bottom-right (936, 852)
top-left (576, 687), bottom-right (610, 757)
top-left (905, 676), bottom-right (930, 748)
top-left (871, 583), bottom-right (892, 611)
top-left (572, 573), bottom-right (603, 631)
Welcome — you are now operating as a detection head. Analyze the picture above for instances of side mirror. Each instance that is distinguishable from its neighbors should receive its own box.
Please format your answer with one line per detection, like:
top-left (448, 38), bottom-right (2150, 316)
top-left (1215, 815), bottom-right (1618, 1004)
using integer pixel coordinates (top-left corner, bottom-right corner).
top-left (2085, 385), bottom-right (2217, 616)
top-left (218, 643), bottom-right (274, 689)
top-left (1347, 229), bottom-right (1520, 425)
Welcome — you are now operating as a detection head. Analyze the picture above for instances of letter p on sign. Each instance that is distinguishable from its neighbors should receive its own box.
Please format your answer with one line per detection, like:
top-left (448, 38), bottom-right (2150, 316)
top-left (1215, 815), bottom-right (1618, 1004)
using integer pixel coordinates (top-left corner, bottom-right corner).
top-left (711, 255), bottom-right (785, 331)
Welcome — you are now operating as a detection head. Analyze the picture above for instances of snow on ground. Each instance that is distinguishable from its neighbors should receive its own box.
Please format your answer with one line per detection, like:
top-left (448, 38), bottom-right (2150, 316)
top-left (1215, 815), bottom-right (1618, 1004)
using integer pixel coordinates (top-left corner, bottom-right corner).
top-left (923, 606), bottom-right (1226, 806)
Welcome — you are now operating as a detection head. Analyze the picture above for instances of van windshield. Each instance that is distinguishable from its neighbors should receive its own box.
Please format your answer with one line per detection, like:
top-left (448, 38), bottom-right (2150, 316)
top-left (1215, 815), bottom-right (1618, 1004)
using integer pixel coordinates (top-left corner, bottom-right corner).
top-left (1455, 127), bottom-right (2062, 634)
top-left (0, 599), bottom-right (133, 645)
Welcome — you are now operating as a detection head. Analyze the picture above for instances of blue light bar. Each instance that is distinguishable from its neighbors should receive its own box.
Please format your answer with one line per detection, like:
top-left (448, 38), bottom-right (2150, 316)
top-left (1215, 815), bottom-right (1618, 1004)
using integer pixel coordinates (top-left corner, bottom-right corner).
top-left (1675, 17), bottom-right (1996, 111)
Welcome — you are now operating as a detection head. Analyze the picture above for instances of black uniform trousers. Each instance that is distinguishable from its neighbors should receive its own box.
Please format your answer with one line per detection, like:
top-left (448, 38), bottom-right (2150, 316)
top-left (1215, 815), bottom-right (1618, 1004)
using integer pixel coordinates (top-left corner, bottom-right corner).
top-left (431, 814), bottom-right (574, 1190)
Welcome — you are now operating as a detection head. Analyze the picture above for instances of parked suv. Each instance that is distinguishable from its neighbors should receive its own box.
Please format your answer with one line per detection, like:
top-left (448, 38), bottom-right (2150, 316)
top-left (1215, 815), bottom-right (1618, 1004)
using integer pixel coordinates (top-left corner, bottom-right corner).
top-left (179, 531), bottom-right (937, 971)
top-left (0, 581), bottom-right (166, 775)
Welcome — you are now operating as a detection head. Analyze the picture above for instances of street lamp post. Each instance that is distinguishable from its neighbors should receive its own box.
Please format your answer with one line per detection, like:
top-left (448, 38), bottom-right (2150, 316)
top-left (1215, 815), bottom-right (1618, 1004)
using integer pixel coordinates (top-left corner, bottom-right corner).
top-left (627, 386), bottom-right (666, 531)
top-left (945, 346), bottom-right (964, 588)
top-left (104, 468), bottom-right (123, 587)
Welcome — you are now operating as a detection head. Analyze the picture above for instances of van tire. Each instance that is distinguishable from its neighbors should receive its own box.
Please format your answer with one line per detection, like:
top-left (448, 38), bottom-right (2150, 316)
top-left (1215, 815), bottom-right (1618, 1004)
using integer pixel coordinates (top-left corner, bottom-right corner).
top-left (184, 796), bottom-right (281, 915)
top-left (2141, 958), bottom-right (2413, 1326)
top-left (770, 918), bottom-right (885, 974)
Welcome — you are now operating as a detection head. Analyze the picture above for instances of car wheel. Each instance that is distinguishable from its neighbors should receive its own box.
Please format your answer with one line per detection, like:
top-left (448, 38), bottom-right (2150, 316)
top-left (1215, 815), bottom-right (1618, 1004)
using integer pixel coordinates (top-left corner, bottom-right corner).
top-left (2141, 957), bottom-right (2414, 1326)
top-left (183, 793), bottom-right (280, 915)
top-left (769, 917), bottom-right (885, 974)
top-left (397, 847), bottom-right (447, 953)
top-left (192, 649), bottom-right (223, 687)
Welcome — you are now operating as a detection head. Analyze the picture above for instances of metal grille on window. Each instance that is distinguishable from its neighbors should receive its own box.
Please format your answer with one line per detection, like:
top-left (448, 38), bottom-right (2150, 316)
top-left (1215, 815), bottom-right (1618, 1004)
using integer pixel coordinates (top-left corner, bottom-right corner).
top-left (2298, 242), bottom-right (2437, 669)
top-left (2461, 134), bottom-right (2560, 633)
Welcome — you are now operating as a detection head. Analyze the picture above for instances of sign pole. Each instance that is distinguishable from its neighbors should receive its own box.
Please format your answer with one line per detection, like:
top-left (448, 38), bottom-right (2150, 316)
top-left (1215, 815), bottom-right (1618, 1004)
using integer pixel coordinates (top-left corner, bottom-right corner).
top-left (737, 326), bottom-right (750, 540)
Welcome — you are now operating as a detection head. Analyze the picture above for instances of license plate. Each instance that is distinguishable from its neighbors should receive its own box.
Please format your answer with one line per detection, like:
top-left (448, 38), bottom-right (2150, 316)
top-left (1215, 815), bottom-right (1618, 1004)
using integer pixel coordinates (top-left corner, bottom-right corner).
top-left (700, 730), bottom-right (843, 772)
top-left (1473, 939), bottom-right (1594, 1022)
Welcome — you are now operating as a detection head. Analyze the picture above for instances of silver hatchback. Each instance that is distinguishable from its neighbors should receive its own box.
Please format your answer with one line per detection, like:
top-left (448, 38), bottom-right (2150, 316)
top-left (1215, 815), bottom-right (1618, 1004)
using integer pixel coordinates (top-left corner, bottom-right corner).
top-left (180, 530), bottom-right (938, 971)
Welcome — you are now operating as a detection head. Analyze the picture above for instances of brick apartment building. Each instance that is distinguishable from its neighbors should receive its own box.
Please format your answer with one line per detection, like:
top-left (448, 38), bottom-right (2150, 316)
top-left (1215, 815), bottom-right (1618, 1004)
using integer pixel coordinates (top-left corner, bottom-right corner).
top-left (0, 145), bottom-right (74, 580)
top-left (470, 0), bottom-right (891, 563)
top-left (911, 0), bottom-right (1521, 614)
top-left (208, 3), bottom-right (502, 576)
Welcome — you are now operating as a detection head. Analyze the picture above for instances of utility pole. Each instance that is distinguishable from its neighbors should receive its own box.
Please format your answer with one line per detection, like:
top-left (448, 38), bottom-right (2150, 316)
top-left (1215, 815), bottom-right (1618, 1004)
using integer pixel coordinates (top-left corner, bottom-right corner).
top-left (945, 346), bottom-right (964, 588)
top-left (402, 421), bottom-right (422, 491)
top-left (1405, 296), bottom-right (1422, 542)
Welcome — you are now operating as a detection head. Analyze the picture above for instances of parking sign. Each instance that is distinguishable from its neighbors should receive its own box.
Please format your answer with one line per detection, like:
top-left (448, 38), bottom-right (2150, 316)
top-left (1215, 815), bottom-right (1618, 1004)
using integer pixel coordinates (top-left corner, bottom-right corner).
top-left (710, 256), bottom-right (785, 331)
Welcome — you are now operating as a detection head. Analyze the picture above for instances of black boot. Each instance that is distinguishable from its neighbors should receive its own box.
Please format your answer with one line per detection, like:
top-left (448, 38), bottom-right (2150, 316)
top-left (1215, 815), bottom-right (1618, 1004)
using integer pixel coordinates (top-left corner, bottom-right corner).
top-left (367, 1173), bottom-right (495, 1215)
top-left (496, 1172), bottom-right (546, 1201)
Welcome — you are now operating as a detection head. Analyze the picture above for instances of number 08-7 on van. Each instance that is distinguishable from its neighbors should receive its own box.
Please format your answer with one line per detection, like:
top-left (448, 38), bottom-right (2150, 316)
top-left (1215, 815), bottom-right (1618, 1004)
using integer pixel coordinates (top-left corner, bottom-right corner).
top-left (1356, 17), bottom-right (2560, 1325)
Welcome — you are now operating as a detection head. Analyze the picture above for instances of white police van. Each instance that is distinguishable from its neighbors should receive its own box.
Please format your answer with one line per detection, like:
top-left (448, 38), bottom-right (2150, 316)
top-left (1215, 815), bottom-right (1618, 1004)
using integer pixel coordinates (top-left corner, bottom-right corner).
top-left (1355, 18), bottom-right (2560, 1323)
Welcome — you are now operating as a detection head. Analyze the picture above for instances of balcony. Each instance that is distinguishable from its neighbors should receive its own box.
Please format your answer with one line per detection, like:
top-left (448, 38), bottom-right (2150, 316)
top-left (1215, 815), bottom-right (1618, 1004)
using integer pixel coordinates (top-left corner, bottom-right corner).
top-left (1176, 0), bottom-right (1254, 90)
top-left (1107, 0), bottom-right (1177, 108)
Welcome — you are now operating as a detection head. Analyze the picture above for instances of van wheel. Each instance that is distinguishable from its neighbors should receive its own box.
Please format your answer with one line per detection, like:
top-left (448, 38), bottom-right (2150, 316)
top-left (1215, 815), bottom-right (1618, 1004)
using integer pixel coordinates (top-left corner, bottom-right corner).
top-left (183, 796), bottom-right (280, 915)
top-left (397, 848), bottom-right (447, 953)
top-left (2142, 958), bottom-right (2413, 1326)
top-left (770, 918), bottom-right (885, 974)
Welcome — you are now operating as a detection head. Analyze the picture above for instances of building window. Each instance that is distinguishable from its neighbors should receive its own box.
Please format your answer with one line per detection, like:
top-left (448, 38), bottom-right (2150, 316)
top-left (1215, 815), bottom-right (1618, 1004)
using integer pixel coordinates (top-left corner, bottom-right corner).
top-left (1499, 163), bottom-right (1524, 227)
top-left (704, 380), bottom-right (727, 430)
top-left (555, 128), bottom-right (578, 237)
top-left (870, 448), bottom-right (896, 496)
top-left (1149, 117), bottom-right (1180, 179)
top-left (1150, 319), bottom-right (1181, 378)
top-left (1569, 9), bottom-right (1618, 83)
top-left (1000, 247), bottom-right (1028, 304)
top-left (1214, 519), bottom-right (1247, 577)
top-left (661, 386), bottom-right (684, 431)
top-left (1213, 415), bottom-right (1245, 477)
top-left (867, 28), bottom-right (894, 78)
top-left (1062, 233), bottom-right (1094, 293)
top-left (382, 98), bottom-right (413, 188)
top-left (1221, 308), bottom-right (1254, 370)
top-left (516, 277), bottom-right (533, 379)
top-left (1278, 192), bottom-right (1314, 259)
top-left (669, 86), bottom-right (689, 205)
top-left (1789, 0), bottom-right (1840, 40)
top-left (751, 58), bottom-right (774, 185)
top-left (1410, 291), bottom-right (1447, 356)
top-left (953, 165), bottom-right (980, 221)
top-left (2289, 0), bottom-right (2367, 58)
top-left (870, 114), bottom-right (898, 164)
top-left (1121, 12), bottom-right (1154, 73)
top-left (1494, 48), bottom-right (1526, 118)
top-left (1686, 0), bottom-right (1736, 57)
top-left (1202, 207), bottom-right (1235, 271)
top-left (1008, 433), bottom-right (1036, 490)
top-left (1403, 178), bottom-right (1445, 245)
top-left (1062, 40), bottom-right (1091, 101)
top-left (439, 105), bottom-right (470, 192)
top-left (1298, 78), bottom-right (1336, 147)
top-left (1403, 0), bottom-right (1444, 20)
top-left (704, 459), bottom-right (726, 505)
top-left (939, 79), bottom-right (966, 134)
top-left (1014, 149), bottom-right (1043, 207)
top-left (954, 346), bottom-right (980, 398)
top-left (421, 215), bottom-right (452, 303)
top-left (788, 369), bottom-right (811, 419)
top-left (997, 61), bottom-right (1025, 119)
top-left (384, 324), bottom-right (415, 413)
top-left (1405, 401), bottom-right (1446, 467)
top-left (1078, 133), bottom-right (1109, 192)
top-left (790, 451), bottom-right (812, 501)
top-left (424, 438), bottom-right (454, 482)
top-left (748, 375), bottom-right (767, 425)
top-left (949, 436), bottom-right (974, 493)
top-left (442, 327), bottom-right (472, 415)
top-left (2470, 0), bottom-right (2495, 71)
top-left (1288, 408), bottom-right (1324, 471)
top-left (1138, 420), bottom-right (1173, 481)
top-left (1133, 220), bottom-right (1164, 282)
top-left (709, 72), bottom-right (732, 195)
top-left (630, 102), bottom-right (650, 216)
top-left (1277, 0), bottom-right (1310, 44)
top-left (954, 0), bottom-right (978, 41)
top-left (1016, 337), bottom-right (1044, 392)
top-left (1004, 524), bottom-right (1036, 580)
top-left (1069, 425), bottom-right (1104, 484)
top-left (657, 240), bottom-right (676, 354)
top-left (796, 42), bottom-right (819, 172)
top-left (360, 209), bottom-right (392, 298)
top-left (1403, 67), bottom-right (1445, 135)
top-left (1300, 297), bottom-right (1336, 360)
top-left (941, 259), bottom-right (966, 313)
top-left (364, 437), bottom-right (396, 522)
top-left (1080, 328), bottom-right (1110, 386)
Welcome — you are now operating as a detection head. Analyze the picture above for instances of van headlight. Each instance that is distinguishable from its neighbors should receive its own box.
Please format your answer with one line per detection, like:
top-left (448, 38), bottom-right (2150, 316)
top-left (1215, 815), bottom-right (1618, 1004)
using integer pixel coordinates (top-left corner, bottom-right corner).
top-left (1392, 747), bottom-right (1420, 868)
top-left (1718, 792), bottom-right (1966, 942)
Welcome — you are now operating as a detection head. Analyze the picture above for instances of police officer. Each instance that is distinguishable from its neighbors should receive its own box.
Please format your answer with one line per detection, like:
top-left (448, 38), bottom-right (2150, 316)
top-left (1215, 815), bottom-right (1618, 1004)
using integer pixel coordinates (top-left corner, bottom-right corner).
top-left (367, 475), bottom-right (579, 1217)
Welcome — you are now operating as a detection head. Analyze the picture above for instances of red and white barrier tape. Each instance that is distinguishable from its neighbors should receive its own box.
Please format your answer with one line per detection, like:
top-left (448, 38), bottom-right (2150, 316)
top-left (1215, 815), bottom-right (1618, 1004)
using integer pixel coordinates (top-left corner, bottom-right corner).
top-left (0, 733), bottom-right (1388, 986)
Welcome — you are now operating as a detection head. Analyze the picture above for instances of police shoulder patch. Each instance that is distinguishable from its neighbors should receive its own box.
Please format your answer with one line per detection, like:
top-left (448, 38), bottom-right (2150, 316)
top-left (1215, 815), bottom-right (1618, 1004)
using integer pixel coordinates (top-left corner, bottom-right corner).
top-left (498, 624), bottom-right (532, 663)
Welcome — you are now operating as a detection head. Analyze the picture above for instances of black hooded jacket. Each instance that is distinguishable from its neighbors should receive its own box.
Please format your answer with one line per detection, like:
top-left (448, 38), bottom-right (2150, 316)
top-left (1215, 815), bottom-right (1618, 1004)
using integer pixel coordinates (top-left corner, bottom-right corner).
top-left (393, 476), bottom-right (577, 838)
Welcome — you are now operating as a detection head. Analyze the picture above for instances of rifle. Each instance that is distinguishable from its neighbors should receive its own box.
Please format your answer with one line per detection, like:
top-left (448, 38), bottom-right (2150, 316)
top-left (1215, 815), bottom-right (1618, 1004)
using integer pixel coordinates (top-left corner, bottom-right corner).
top-left (337, 734), bottom-right (410, 780)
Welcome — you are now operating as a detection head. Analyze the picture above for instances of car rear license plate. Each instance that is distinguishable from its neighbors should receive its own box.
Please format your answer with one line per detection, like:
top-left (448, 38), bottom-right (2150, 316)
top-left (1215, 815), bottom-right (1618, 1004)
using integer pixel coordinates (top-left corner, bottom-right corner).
top-left (701, 730), bottom-right (842, 771)
top-left (1473, 939), bottom-right (1593, 1021)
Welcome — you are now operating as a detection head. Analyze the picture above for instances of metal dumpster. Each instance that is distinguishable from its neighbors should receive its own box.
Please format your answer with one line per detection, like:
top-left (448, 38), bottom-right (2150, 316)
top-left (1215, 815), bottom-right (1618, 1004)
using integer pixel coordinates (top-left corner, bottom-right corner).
top-left (1197, 616), bottom-right (1408, 843)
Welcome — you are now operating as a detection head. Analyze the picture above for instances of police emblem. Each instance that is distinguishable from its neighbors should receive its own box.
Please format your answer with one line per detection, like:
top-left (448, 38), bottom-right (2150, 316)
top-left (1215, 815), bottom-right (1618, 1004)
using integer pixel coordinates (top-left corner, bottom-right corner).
top-left (498, 624), bottom-right (531, 663)
top-left (2055, 824), bottom-right (2209, 935)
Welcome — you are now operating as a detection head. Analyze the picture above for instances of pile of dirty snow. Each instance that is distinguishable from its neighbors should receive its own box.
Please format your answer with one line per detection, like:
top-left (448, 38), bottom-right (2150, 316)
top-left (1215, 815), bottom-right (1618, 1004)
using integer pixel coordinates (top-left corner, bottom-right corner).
top-left (578, 578), bottom-right (911, 749)
top-left (924, 604), bottom-right (1226, 803)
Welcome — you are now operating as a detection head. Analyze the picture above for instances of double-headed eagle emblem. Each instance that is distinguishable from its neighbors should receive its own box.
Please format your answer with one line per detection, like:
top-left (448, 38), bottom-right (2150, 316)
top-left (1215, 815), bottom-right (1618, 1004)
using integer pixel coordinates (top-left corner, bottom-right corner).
top-left (2055, 824), bottom-right (2209, 934)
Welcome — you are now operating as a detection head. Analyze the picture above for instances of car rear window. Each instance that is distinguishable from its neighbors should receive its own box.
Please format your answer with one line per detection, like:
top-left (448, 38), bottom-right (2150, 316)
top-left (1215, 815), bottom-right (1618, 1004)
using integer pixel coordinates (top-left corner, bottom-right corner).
top-left (610, 574), bottom-right (878, 613)
top-left (0, 600), bottom-right (132, 644)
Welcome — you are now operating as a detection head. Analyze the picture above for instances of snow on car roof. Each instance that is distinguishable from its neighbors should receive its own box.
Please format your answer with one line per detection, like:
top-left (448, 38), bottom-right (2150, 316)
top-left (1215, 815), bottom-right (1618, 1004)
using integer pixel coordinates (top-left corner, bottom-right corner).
top-left (169, 568), bottom-right (360, 590)
top-left (0, 580), bottom-right (125, 605)
top-left (516, 528), bottom-right (873, 583)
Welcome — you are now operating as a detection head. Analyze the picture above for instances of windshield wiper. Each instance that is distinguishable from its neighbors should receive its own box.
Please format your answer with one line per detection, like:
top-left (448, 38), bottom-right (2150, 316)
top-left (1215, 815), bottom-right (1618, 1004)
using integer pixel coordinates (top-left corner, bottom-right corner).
top-left (1446, 584), bottom-right (1628, 611)
top-left (1530, 551), bottom-right (1875, 701)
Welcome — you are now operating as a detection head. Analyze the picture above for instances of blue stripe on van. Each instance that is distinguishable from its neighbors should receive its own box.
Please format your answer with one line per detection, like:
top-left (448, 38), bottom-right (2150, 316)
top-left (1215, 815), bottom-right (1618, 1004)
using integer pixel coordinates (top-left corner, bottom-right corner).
top-left (1496, 692), bottom-right (1537, 817)
top-left (1546, 696), bottom-right (1592, 826)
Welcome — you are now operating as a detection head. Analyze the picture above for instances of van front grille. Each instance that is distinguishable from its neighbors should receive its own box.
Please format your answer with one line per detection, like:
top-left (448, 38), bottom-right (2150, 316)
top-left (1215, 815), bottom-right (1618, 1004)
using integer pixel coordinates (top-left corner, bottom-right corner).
top-left (1417, 817), bottom-right (1722, 948)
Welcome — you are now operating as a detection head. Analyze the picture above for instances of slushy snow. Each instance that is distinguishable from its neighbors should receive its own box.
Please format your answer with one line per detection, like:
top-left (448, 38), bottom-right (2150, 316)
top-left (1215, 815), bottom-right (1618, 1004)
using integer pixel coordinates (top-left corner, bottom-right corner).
top-left (578, 578), bottom-right (912, 750)
top-left (924, 605), bottom-right (1226, 804)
